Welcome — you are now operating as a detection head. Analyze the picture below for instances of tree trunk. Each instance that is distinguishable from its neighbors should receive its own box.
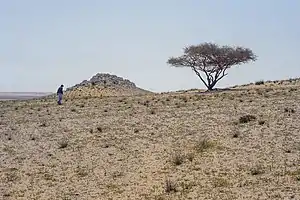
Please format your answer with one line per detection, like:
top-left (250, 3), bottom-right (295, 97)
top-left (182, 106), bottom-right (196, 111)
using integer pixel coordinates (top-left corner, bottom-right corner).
top-left (206, 80), bottom-right (217, 91)
top-left (191, 67), bottom-right (220, 91)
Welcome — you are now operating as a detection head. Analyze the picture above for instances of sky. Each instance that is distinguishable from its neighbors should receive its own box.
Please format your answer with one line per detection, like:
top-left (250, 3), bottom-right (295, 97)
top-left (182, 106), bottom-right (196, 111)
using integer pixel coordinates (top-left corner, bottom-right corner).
top-left (0, 0), bottom-right (299, 93)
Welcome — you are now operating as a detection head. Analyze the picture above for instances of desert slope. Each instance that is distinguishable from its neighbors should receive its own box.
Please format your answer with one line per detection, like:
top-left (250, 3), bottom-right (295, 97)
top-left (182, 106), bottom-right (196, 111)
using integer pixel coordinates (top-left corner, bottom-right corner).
top-left (1, 82), bottom-right (300, 199)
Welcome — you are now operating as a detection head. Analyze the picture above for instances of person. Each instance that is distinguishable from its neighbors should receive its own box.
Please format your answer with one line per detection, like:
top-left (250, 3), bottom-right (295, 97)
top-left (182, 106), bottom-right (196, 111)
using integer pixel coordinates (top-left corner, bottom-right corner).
top-left (57, 84), bottom-right (64, 105)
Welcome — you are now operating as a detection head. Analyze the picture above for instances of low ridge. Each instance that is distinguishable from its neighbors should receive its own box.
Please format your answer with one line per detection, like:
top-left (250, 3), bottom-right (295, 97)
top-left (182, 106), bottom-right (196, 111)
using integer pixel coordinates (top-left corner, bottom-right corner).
top-left (65, 73), bottom-right (152, 99)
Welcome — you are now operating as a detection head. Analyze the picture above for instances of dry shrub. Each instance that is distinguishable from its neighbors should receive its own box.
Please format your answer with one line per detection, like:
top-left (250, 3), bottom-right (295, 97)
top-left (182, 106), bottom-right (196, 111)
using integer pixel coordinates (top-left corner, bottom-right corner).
top-left (171, 152), bottom-right (185, 166)
top-left (150, 110), bottom-right (156, 114)
top-left (165, 178), bottom-right (176, 193)
top-left (212, 177), bottom-right (230, 187)
top-left (194, 138), bottom-right (216, 153)
top-left (233, 132), bottom-right (239, 138)
top-left (239, 114), bottom-right (256, 123)
top-left (97, 127), bottom-right (103, 132)
top-left (186, 153), bottom-right (195, 162)
top-left (250, 164), bottom-right (265, 175)
top-left (255, 80), bottom-right (264, 85)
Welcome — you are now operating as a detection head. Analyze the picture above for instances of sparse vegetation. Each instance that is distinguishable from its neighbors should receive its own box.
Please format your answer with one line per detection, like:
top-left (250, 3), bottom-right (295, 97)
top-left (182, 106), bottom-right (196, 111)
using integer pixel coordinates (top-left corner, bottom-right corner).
top-left (194, 138), bottom-right (216, 153)
top-left (165, 178), bottom-right (177, 193)
top-left (40, 122), bottom-right (47, 127)
top-left (76, 166), bottom-right (89, 177)
top-left (233, 132), bottom-right (239, 138)
top-left (143, 100), bottom-right (150, 107)
top-left (186, 152), bottom-right (194, 162)
top-left (5, 168), bottom-right (19, 182)
top-left (97, 126), bottom-right (103, 132)
top-left (1, 76), bottom-right (300, 199)
top-left (150, 109), bottom-right (156, 114)
top-left (239, 114), bottom-right (256, 123)
top-left (212, 177), bottom-right (230, 188)
top-left (255, 80), bottom-right (265, 85)
top-left (250, 164), bottom-right (265, 175)
top-left (284, 107), bottom-right (295, 113)
top-left (171, 152), bottom-right (185, 166)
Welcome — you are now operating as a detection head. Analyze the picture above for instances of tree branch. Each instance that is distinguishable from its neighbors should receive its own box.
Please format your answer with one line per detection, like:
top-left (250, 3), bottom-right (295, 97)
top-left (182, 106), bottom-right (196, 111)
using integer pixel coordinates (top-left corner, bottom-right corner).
top-left (216, 66), bottom-right (229, 82)
top-left (191, 66), bottom-right (209, 89)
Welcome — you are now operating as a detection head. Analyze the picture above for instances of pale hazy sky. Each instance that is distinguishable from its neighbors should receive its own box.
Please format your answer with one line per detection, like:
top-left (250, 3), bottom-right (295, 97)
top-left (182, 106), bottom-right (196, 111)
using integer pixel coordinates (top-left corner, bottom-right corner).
top-left (1, 0), bottom-right (299, 92)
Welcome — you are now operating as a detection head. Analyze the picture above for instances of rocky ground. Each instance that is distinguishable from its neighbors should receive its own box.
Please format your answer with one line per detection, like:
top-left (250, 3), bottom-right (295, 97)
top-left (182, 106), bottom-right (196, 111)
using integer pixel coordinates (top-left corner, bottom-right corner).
top-left (1, 80), bottom-right (300, 200)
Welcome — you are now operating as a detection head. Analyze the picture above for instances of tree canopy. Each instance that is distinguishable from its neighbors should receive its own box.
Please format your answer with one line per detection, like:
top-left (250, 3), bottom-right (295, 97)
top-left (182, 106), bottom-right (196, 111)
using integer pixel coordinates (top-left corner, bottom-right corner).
top-left (167, 42), bottom-right (257, 90)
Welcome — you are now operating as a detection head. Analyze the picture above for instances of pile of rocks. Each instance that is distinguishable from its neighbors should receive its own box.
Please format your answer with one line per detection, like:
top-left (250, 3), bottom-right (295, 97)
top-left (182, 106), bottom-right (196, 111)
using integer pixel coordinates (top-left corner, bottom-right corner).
top-left (67, 73), bottom-right (138, 91)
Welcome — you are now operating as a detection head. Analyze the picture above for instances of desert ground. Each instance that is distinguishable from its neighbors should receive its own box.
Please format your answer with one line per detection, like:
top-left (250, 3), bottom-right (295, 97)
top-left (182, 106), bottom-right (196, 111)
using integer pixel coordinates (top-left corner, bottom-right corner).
top-left (1, 80), bottom-right (300, 200)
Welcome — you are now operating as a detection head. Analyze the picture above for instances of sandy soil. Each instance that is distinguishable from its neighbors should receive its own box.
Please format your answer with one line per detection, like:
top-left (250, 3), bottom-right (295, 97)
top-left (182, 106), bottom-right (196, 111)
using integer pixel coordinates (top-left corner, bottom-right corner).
top-left (1, 84), bottom-right (300, 200)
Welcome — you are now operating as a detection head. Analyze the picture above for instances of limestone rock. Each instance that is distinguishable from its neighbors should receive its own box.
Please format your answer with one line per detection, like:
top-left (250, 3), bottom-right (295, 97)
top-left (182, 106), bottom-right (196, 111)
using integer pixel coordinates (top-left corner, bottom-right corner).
top-left (67, 73), bottom-right (138, 91)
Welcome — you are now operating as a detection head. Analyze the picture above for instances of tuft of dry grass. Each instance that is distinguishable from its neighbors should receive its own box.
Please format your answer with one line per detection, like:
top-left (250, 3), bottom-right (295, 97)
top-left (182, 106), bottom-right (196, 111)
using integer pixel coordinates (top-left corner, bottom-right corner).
top-left (250, 164), bottom-right (265, 175)
top-left (239, 114), bottom-right (256, 123)
top-left (186, 152), bottom-right (195, 162)
top-left (165, 178), bottom-right (177, 193)
top-left (212, 177), bottom-right (231, 188)
top-left (194, 138), bottom-right (216, 153)
top-left (171, 152), bottom-right (185, 166)
top-left (76, 166), bottom-right (89, 177)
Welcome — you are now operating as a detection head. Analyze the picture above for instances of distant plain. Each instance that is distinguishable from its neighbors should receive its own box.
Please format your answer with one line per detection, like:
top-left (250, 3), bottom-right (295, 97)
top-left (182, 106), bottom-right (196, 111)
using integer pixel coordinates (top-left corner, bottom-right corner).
top-left (0, 92), bottom-right (52, 101)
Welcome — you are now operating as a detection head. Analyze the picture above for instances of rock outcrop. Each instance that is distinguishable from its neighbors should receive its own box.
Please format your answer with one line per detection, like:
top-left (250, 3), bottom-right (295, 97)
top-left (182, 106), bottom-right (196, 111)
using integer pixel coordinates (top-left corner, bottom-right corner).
top-left (67, 73), bottom-right (138, 91)
top-left (65, 73), bottom-right (151, 98)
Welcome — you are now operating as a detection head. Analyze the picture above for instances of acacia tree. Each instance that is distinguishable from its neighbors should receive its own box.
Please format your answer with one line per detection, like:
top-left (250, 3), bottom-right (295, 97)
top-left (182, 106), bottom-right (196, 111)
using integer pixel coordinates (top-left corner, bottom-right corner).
top-left (167, 42), bottom-right (257, 91)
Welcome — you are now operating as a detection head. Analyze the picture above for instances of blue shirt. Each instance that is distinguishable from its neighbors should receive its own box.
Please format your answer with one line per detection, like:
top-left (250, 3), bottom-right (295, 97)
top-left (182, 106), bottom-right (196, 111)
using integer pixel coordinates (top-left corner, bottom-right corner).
top-left (57, 87), bottom-right (63, 94)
